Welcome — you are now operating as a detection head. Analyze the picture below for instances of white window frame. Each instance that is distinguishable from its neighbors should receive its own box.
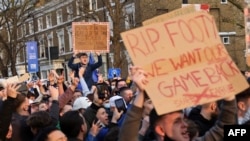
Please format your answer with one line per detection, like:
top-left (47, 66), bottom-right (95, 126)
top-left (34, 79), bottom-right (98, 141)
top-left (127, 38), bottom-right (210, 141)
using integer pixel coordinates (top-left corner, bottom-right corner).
top-left (106, 11), bottom-right (113, 37)
top-left (39, 36), bottom-right (46, 58)
top-left (66, 26), bottom-right (73, 52)
top-left (47, 32), bottom-right (54, 48)
top-left (46, 14), bottom-right (52, 28)
top-left (29, 21), bottom-right (34, 34)
top-left (124, 3), bottom-right (135, 30)
top-left (56, 9), bottom-right (63, 25)
top-left (221, 0), bottom-right (228, 4)
top-left (89, 0), bottom-right (97, 11)
top-left (57, 29), bottom-right (65, 55)
top-left (38, 17), bottom-right (43, 31)
top-left (67, 5), bottom-right (73, 21)
top-left (222, 36), bottom-right (230, 44)
top-left (22, 24), bottom-right (26, 37)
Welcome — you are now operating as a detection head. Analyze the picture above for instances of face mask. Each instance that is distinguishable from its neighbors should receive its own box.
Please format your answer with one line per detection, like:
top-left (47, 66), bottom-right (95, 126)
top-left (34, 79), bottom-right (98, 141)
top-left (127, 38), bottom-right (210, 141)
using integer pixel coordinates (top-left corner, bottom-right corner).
top-left (238, 106), bottom-right (250, 124)
top-left (111, 86), bottom-right (115, 90)
top-left (103, 103), bottom-right (110, 109)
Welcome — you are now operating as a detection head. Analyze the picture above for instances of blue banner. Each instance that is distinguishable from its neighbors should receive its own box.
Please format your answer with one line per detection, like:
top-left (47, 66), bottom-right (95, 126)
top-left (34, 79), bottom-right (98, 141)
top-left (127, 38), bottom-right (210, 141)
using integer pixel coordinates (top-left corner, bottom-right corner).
top-left (108, 68), bottom-right (121, 79)
top-left (26, 41), bottom-right (38, 73)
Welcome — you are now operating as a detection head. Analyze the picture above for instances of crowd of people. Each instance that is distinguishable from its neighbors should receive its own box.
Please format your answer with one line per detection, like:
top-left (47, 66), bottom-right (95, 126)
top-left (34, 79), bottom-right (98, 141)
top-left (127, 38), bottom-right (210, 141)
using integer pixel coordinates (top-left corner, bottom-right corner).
top-left (0, 50), bottom-right (249, 141)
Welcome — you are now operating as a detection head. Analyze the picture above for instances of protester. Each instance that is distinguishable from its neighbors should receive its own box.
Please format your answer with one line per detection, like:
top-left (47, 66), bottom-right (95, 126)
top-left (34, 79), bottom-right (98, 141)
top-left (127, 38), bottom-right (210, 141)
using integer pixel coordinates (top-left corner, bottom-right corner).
top-left (118, 66), bottom-right (237, 141)
top-left (68, 51), bottom-right (102, 90)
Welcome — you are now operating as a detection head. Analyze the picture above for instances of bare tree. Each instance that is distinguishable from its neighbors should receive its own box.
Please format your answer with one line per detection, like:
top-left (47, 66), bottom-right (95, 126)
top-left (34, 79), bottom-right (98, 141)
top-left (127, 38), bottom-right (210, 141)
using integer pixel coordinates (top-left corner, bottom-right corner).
top-left (0, 0), bottom-right (35, 77)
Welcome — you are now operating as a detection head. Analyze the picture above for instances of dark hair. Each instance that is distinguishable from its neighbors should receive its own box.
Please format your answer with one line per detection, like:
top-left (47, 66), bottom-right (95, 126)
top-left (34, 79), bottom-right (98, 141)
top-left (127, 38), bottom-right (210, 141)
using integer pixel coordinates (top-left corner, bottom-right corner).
top-left (236, 87), bottom-right (250, 103)
top-left (13, 93), bottom-right (27, 111)
top-left (78, 53), bottom-right (88, 57)
top-left (26, 111), bottom-right (52, 130)
top-left (36, 126), bottom-right (60, 141)
top-left (115, 79), bottom-right (126, 88)
top-left (60, 110), bottom-right (84, 138)
top-left (118, 86), bottom-right (131, 96)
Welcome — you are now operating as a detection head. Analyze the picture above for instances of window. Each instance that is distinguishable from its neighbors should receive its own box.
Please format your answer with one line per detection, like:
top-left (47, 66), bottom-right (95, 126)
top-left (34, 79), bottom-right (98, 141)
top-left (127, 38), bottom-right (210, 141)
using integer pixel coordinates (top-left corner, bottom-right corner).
top-left (221, 0), bottom-right (227, 4)
top-left (21, 24), bottom-right (26, 37)
top-left (39, 38), bottom-right (45, 58)
top-left (67, 5), bottom-right (73, 21)
top-left (222, 36), bottom-right (230, 44)
top-left (46, 14), bottom-right (52, 28)
top-left (106, 11), bottom-right (113, 36)
top-left (67, 26), bottom-right (72, 52)
top-left (29, 21), bottom-right (34, 34)
top-left (56, 9), bottom-right (63, 24)
top-left (17, 45), bottom-right (25, 63)
top-left (57, 29), bottom-right (65, 55)
top-left (124, 3), bottom-right (135, 30)
top-left (38, 17), bottom-right (43, 31)
top-left (89, 0), bottom-right (97, 11)
top-left (47, 32), bottom-right (53, 48)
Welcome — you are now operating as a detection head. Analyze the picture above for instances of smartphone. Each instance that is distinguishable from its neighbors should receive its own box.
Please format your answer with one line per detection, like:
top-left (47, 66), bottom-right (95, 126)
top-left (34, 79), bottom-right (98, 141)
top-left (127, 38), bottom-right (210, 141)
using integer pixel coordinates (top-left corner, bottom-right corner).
top-left (114, 98), bottom-right (127, 112)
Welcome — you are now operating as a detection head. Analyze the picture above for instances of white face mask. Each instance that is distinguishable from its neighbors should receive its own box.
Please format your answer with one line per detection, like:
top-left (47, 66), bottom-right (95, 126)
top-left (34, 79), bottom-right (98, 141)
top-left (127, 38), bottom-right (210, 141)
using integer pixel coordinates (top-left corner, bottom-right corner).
top-left (103, 103), bottom-right (110, 109)
top-left (111, 86), bottom-right (115, 90)
top-left (238, 107), bottom-right (250, 124)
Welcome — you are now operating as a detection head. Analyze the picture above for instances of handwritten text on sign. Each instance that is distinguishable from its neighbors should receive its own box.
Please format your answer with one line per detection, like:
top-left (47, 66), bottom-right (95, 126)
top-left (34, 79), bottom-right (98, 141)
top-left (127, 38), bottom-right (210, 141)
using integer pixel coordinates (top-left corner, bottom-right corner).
top-left (121, 11), bottom-right (249, 115)
top-left (72, 22), bottom-right (110, 52)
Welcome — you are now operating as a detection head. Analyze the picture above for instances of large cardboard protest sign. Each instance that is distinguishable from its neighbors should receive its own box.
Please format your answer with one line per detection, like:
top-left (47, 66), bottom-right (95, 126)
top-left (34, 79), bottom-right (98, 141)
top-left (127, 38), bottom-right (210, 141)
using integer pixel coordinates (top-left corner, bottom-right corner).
top-left (121, 11), bottom-right (249, 115)
top-left (72, 22), bottom-right (110, 52)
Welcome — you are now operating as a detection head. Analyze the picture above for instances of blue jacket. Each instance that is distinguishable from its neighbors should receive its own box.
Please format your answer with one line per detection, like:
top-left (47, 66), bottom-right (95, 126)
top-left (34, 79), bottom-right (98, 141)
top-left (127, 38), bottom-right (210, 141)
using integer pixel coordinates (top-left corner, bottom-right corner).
top-left (68, 55), bottom-right (102, 89)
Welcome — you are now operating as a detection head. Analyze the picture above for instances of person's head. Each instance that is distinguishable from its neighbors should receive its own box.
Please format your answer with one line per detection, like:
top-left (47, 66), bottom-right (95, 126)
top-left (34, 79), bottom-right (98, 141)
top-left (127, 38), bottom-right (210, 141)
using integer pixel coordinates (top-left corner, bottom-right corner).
top-left (96, 107), bottom-right (109, 126)
top-left (36, 126), bottom-right (67, 141)
top-left (92, 83), bottom-right (109, 106)
top-left (236, 87), bottom-right (250, 122)
top-left (13, 93), bottom-right (30, 114)
top-left (111, 79), bottom-right (117, 90)
top-left (150, 109), bottom-right (189, 141)
top-left (115, 79), bottom-right (127, 89)
top-left (119, 87), bottom-right (133, 104)
top-left (26, 111), bottom-right (52, 135)
top-left (72, 96), bottom-right (92, 114)
top-left (60, 110), bottom-right (87, 139)
top-left (71, 89), bottom-right (83, 104)
top-left (143, 99), bottom-right (154, 117)
top-left (78, 53), bottom-right (88, 65)
top-left (200, 101), bottom-right (219, 119)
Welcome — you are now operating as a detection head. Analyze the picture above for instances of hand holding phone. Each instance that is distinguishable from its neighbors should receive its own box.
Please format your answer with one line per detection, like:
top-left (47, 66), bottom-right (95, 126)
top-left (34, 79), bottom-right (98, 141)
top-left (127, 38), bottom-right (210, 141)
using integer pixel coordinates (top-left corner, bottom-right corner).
top-left (114, 98), bottom-right (127, 113)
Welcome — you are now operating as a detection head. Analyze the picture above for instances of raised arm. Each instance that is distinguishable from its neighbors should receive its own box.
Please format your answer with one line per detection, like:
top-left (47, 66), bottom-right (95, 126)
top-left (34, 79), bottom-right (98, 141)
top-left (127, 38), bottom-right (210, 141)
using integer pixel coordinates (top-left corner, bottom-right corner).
top-left (195, 95), bottom-right (237, 141)
top-left (68, 51), bottom-right (79, 70)
top-left (119, 67), bottom-right (148, 141)
top-left (90, 52), bottom-right (102, 70)
top-left (79, 67), bottom-right (91, 96)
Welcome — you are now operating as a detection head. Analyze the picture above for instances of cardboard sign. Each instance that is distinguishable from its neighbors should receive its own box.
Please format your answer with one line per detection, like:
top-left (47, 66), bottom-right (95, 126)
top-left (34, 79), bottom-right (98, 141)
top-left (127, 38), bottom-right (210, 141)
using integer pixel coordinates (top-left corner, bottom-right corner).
top-left (121, 11), bottom-right (249, 115)
top-left (72, 22), bottom-right (110, 52)
top-left (19, 73), bottom-right (30, 83)
top-left (6, 76), bottom-right (19, 84)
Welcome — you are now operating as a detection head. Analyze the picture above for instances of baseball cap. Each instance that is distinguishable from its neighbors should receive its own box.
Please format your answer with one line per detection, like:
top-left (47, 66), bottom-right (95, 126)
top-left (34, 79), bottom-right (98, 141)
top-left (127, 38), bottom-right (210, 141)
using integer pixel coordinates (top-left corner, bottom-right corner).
top-left (72, 97), bottom-right (92, 110)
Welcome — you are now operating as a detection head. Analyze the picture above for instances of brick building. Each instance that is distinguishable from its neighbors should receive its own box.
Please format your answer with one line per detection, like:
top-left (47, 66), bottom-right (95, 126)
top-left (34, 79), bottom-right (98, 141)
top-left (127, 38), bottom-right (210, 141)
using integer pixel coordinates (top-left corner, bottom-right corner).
top-left (136, 0), bottom-right (247, 70)
top-left (13, 0), bottom-right (246, 79)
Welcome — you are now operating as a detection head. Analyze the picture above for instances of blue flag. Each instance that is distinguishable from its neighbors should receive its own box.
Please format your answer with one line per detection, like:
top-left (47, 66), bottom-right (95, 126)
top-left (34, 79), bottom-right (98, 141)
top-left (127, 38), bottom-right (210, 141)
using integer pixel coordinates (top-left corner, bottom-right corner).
top-left (89, 53), bottom-right (98, 83)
